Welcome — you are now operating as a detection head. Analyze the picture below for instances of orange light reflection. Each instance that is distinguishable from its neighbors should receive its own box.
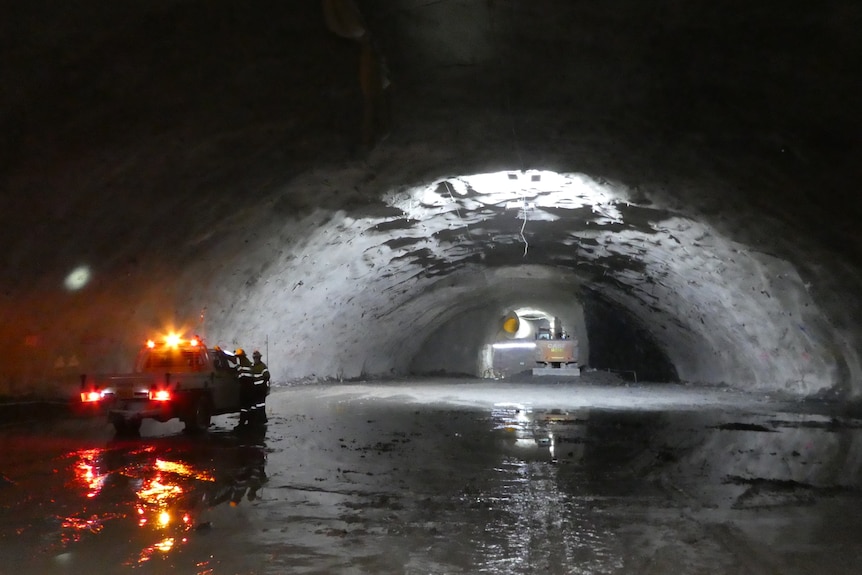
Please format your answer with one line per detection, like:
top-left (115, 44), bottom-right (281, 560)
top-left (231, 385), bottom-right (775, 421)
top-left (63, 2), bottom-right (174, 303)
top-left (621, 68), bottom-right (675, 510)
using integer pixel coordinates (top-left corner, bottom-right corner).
top-left (138, 477), bottom-right (183, 505)
top-left (70, 448), bottom-right (106, 498)
top-left (155, 458), bottom-right (215, 481)
top-left (136, 537), bottom-right (176, 564)
top-left (68, 449), bottom-right (218, 564)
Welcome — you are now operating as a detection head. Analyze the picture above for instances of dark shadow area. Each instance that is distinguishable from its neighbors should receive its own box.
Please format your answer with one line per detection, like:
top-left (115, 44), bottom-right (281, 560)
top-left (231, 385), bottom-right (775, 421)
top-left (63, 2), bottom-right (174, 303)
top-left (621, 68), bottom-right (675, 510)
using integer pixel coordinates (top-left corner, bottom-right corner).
top-left (583, 291), bottom-right (678, 382)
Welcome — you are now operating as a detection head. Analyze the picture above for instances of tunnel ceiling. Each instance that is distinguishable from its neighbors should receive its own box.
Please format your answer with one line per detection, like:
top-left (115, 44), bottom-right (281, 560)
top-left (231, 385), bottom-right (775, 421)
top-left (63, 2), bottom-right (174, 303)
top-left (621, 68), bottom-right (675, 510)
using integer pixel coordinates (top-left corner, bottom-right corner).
top-left (2, 0), bottom-right (861, 397)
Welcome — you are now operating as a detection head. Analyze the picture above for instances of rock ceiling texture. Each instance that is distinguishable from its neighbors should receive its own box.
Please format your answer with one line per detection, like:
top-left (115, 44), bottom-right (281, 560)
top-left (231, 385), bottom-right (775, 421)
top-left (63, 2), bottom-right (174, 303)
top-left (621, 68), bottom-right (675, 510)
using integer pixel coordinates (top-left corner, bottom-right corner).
top-left (2, 0), bottom-right (861, 398)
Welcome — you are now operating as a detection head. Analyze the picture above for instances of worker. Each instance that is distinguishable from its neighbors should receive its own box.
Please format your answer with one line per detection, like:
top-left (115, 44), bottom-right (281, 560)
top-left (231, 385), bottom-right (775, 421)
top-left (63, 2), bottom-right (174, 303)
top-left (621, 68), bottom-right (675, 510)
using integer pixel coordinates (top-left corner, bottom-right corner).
top-left (251, 350), bottom-right (270, 425)
top-left (216, 346), bottom-right (255, 428)
top-left (233, 348), bottom-right (255, 428)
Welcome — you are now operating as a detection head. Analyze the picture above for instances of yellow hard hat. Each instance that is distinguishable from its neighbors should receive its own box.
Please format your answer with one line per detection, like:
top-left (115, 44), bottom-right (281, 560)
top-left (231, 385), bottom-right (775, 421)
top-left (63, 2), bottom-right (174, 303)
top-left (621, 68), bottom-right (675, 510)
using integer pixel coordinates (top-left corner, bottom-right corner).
top-left (235, 348), bottom-right (245, 356)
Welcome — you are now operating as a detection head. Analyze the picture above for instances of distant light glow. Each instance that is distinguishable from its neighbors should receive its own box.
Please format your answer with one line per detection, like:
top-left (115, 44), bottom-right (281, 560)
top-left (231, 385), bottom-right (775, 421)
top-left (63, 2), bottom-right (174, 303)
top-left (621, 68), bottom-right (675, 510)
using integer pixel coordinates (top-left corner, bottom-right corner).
top-left (492, 342), bottom-right (536, 350)
top-left (513, 317), bottom-right (532, 339)
top-left (64, 266), bottom-right (91, 291)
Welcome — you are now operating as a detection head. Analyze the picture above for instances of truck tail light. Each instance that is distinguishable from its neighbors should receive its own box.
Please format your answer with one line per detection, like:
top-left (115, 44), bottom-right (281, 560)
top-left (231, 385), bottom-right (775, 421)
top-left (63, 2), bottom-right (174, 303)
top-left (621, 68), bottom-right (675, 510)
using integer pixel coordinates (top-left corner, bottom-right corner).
top-left (149, 389), bottom-right (172, 401)
top-left (80, 391), bottom-right (102, 403)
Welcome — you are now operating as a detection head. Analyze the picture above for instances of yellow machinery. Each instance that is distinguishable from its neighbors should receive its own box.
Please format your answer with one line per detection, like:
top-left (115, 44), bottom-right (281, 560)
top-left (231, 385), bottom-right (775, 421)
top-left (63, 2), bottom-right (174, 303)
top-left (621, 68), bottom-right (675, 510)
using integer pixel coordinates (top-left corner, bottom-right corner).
top-left (533, 323), bottom-right (580, 376)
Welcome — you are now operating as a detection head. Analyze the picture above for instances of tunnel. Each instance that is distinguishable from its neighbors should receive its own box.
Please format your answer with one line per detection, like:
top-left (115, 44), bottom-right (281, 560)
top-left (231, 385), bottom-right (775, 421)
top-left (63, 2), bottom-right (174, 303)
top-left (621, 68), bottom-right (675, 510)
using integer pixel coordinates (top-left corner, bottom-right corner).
top-left (1, 0), bottom-right (861, 400)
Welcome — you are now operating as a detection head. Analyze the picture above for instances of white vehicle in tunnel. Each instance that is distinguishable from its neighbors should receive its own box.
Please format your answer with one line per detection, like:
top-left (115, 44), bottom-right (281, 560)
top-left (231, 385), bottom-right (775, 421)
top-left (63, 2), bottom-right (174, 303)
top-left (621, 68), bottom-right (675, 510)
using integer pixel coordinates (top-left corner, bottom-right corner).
top-left (532, 319), bottom-right (581, 376)
top-left (533, 332), bottom-right (580, 375)
top-left (79, 334), bottom-right (241, 435)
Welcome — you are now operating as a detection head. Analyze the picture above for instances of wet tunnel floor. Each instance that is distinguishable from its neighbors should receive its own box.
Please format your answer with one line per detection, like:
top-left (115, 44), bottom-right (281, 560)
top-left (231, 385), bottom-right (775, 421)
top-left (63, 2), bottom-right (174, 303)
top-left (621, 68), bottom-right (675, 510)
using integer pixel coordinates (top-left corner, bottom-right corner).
top-left (2, 381), bottom-right (862, 574)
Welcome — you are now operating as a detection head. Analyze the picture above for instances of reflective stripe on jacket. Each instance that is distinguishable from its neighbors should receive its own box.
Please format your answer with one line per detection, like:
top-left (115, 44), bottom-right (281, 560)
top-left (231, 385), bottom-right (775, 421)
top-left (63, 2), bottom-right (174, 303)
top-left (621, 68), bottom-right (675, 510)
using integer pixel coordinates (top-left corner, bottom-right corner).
top-left (252, 361), bottom-right (270, 386)
top-left (236, 356), bottom-right (254, 383)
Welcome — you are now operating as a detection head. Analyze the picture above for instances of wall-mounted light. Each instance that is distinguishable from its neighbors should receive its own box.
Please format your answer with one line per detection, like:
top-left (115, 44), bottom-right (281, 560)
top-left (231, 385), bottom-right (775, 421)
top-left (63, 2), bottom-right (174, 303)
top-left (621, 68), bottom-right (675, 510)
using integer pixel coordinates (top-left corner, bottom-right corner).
top-left (64, 266), bottom-right (91, 291)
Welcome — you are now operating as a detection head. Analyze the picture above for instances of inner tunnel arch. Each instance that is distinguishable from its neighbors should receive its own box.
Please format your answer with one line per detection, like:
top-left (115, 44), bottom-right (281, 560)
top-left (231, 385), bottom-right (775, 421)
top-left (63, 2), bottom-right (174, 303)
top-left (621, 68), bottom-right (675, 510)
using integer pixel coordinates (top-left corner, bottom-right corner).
top-left (187, 168), bottom-right (841, 396)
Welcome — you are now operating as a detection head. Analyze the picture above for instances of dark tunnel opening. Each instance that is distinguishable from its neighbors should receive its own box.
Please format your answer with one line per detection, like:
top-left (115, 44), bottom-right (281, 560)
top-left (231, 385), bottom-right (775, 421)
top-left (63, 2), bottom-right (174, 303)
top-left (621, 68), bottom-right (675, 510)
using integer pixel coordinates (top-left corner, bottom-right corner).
top-left (583, 291), bottom-right (679, 383)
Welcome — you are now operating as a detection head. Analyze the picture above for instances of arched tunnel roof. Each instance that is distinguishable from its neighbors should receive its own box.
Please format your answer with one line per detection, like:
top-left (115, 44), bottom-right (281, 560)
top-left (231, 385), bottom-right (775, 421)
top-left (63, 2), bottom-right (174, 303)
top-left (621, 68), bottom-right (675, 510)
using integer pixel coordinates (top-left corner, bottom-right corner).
top-left (1, 0), bottom-right (861, 398)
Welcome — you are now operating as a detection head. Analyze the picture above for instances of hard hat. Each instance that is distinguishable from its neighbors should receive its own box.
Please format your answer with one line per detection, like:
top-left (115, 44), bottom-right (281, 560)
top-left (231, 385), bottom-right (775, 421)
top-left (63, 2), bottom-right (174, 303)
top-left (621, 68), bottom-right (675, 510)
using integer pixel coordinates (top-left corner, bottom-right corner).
top-left (235, 348), bottom-right (245, 356)
top-left (253, 350), bottom-right (262, 358)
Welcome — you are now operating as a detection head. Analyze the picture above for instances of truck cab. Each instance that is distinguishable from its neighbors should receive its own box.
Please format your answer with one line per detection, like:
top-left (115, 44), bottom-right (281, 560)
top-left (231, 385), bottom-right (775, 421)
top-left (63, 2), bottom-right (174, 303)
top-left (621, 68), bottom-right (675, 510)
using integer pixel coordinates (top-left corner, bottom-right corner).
top-left (80, 335), bottom-right (241, 435)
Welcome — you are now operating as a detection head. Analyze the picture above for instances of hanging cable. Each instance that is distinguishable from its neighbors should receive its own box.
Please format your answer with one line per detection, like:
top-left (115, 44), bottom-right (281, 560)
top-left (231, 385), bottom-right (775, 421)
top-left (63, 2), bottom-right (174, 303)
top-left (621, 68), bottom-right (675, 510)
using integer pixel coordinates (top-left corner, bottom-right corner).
top-left (444, 180), bottom-right (463, 221)
top-left (492, 2), bottom-right (528, 257)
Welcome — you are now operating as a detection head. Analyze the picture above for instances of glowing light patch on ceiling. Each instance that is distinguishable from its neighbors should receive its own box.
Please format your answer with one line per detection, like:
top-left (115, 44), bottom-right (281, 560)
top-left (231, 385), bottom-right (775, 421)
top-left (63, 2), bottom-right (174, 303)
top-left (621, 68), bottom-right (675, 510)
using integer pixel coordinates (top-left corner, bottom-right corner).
top-left (513, 307), bottom-right (554, 322)
top-left (64, 266), bottom-right (91, 291)
top-left (385, 170), bottom-right (624, 223)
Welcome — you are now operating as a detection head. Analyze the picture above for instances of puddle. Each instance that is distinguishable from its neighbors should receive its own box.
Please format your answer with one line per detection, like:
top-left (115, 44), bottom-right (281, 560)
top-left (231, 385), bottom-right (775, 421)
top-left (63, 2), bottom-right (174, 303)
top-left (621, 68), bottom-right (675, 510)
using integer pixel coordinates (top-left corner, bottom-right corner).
top-left (2, 383), bottom-right (862, 574)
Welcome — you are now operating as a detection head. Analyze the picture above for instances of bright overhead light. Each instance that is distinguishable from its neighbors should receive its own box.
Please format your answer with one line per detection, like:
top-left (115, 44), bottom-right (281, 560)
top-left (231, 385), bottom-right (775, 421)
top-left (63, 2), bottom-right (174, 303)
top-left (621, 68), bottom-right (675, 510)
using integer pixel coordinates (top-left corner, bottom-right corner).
top-left (384, 170), bottom-right (623, 221)
top-left (492, 342), bottom-right (536, 350)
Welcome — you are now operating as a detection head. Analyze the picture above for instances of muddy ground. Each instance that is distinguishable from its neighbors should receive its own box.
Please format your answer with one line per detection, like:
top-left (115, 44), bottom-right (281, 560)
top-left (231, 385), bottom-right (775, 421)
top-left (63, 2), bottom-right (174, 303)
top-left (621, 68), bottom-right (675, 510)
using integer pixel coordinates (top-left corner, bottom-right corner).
top-left (2, 378), bottom-right (862, 574)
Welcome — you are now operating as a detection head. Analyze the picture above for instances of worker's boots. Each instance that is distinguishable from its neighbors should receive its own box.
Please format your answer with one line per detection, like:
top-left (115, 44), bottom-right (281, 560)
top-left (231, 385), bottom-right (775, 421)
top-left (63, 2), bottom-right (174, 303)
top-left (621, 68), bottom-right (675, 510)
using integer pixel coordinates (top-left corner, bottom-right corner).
top-left (250, 408), bottom-right (267, 427)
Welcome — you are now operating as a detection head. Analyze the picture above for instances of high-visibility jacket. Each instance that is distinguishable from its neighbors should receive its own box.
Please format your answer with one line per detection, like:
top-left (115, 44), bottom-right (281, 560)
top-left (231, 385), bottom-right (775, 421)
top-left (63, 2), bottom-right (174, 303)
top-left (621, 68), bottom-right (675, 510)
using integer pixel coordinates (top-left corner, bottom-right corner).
top-left (252, 360), bottom-right (270, 389)
top-left (216, 348), bottom-right (254, 389)
top-left (236, 355), bottom-right (254, 384)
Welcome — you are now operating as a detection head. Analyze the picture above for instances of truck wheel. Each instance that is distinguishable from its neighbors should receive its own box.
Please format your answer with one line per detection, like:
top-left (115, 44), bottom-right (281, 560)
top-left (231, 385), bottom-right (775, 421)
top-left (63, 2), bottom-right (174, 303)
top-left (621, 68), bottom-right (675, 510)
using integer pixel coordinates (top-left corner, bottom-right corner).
top-left (185, 395), bottom-right (212, 433)
top-left (113, 417), bottom-right (142, 436)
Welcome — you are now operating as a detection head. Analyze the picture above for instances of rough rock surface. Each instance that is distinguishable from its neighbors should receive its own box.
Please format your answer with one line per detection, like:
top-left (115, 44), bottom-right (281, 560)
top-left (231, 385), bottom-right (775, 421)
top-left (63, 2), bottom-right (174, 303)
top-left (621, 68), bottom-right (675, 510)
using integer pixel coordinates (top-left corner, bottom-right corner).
top-left (1, 1), bottom-right (860, 398)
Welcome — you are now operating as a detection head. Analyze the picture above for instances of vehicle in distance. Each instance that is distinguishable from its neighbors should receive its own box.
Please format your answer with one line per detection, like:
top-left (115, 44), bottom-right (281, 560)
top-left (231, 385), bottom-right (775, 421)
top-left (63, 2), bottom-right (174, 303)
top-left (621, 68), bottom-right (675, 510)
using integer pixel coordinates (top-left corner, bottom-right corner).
top-left (79, 334), bottom-right (240, 435)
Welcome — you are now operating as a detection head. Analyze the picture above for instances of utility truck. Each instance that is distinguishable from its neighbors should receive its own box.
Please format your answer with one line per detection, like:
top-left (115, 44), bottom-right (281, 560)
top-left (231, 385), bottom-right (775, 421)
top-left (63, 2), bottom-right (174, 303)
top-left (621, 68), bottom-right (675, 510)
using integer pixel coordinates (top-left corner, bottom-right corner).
top-left (79, 334), bottom-right (240, 435)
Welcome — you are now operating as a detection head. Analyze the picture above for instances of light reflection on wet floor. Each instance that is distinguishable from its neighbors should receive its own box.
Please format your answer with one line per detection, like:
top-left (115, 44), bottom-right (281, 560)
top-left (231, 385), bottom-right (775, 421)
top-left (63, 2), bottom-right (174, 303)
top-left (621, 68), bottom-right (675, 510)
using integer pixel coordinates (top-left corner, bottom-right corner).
top-left (1, 383), bottom-right (862, 574)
